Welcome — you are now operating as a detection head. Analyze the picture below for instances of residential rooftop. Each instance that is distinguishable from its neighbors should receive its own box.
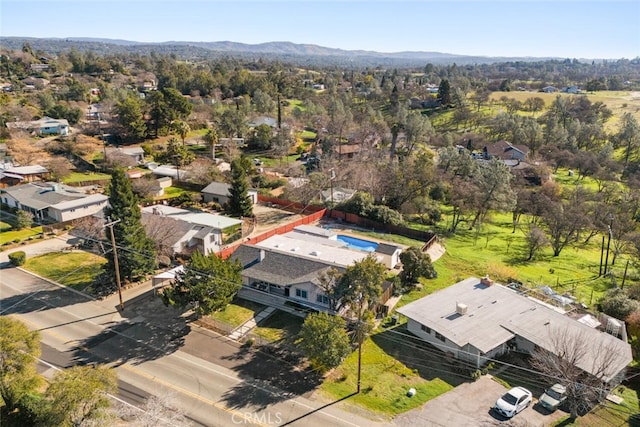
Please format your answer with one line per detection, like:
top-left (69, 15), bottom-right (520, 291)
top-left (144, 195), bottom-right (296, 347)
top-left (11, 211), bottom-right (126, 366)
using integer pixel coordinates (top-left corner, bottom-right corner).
top-left (140, 204), bottom-right (242, 230)
top-left (397, 277), bottom-right (632, 382)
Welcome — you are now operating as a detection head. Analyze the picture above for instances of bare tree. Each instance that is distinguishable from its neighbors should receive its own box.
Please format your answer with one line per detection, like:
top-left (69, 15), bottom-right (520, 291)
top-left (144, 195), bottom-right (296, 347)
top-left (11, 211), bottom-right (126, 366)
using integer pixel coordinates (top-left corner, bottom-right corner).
top-left (141, 213), bottom-right (184, 258)
top-left (46, 157), bottom-right (73, 182)
top-left (524, 224), bottom-right (549, 260)
top-left (122, 391), bottom-right (190, 427)
top-left (72, 215), bottom-right (105, 241)
top-left (531, 327), bottom-right (623, 419)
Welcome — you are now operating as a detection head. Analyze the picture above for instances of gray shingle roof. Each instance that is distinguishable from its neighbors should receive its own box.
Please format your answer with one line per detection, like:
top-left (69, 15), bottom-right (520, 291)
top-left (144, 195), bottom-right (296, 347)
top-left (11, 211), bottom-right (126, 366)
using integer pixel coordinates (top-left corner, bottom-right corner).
top-left (397, 277), bottom-right (632, 382)
top-left (232, 244), bottom-right (344, 286)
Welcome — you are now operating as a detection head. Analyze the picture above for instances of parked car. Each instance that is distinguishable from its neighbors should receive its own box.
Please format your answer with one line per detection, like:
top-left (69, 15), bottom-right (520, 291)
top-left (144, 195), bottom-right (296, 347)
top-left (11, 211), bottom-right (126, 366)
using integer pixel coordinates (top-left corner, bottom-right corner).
top-left (494, 387), bottom-right (532, 418)
top-left (539, 383), bottom-right (567, 412)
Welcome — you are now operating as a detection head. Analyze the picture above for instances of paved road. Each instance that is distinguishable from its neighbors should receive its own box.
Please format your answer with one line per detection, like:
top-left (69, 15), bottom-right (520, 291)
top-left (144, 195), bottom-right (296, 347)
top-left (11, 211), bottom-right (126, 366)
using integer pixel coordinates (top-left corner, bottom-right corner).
top-left (0, 266), bottom-right (391, 427)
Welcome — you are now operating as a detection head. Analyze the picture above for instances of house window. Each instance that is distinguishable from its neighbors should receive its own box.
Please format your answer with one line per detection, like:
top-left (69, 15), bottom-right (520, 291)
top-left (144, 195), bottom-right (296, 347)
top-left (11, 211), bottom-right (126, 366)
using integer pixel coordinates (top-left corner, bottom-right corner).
top-left (295, 288), bottom-right (308, 299)
top-left (210, 235), bottom-right (216, 243)
top-left (435, 332), bottom-right (446, 342)
top-left (421, 325), bottom-right (431, 334)
top-left (316, 294), bottom-right (329, 305)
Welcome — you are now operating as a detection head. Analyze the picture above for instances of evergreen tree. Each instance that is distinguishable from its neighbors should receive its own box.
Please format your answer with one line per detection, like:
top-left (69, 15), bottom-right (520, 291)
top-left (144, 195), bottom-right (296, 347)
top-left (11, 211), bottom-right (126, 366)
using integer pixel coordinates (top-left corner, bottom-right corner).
top-left (101, 169), bottom-right (156, 291)
top-left (226, 158), bottom-right (253, 218)
top-left (437, 79), bottom-right (452, 106)
top-left (161, 251), bottom-right (242, 315)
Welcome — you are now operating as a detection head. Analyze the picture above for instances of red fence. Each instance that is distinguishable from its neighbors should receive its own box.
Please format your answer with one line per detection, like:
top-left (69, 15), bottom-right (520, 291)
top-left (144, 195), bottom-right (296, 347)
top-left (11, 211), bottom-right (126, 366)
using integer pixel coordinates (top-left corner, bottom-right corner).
top-left (218, 207), bottom-right (326, 258)
top-left (327, 209), bottom-right (437, 250)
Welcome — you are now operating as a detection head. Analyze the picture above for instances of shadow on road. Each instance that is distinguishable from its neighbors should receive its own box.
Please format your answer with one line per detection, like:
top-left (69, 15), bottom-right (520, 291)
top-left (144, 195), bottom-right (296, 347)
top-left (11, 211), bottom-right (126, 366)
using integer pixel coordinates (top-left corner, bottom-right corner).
top-left (72, 292), bottom-right (190, 367)
top-left (0, 279), bottom-right (95, 315)
top-left (220, 344), bottom-right (322, 410)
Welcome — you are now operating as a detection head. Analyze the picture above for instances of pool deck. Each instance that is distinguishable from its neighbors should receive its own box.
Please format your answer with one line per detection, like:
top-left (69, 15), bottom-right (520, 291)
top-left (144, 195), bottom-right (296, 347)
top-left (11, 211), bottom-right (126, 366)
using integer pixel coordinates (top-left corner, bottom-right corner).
top-left (318, 219), bottom-right (445, 262)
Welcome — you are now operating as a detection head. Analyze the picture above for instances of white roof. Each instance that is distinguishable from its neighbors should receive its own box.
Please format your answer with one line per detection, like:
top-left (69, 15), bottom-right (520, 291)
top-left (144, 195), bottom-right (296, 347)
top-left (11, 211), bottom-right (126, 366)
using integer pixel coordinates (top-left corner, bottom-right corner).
top-left (52, 193), bottom-right (108, 211)
top-left (397, 277), bottom-right (632, 382)
top-left (141, 204), bottom-right (242, 230)
top-left (254, 232), bottom-right (371, 267)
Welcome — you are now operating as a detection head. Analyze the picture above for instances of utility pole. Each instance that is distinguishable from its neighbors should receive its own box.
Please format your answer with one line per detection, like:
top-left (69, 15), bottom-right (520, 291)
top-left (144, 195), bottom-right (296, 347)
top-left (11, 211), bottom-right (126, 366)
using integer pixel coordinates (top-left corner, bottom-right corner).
top-left (105, 218), bottom-right (124, 311)
top-left (356, 294), bottom-right (363, 394)
top-left (604, 215), bottom-right (614, 275)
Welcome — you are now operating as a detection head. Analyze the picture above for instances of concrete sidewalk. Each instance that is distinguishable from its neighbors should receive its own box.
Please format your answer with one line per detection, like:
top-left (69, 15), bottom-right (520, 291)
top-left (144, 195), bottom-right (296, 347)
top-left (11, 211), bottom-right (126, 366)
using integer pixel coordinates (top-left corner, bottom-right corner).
top-left (228, 306), bottom-right (276, 340)
top-left (0, 233), bottom-right (77, 265)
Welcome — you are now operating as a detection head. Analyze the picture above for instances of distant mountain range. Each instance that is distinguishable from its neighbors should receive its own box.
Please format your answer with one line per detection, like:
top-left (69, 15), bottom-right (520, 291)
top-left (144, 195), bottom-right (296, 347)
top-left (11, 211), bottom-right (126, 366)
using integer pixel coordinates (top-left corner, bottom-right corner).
top-left (0, 36), bottom-right (563, 67)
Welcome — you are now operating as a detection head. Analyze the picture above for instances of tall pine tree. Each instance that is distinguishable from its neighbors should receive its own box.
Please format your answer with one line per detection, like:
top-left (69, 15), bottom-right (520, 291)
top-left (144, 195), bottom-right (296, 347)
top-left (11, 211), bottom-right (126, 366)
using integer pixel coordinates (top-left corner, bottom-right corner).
top-left (101, 168), bottom-right (156, 292)
top-left (226, 158), bottom-right (253, 218)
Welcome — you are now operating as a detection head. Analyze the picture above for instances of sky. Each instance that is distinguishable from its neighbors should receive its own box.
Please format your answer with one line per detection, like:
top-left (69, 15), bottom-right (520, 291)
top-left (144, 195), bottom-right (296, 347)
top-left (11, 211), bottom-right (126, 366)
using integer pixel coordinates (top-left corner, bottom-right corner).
top-left (1, 1), bottom-right (639, 59)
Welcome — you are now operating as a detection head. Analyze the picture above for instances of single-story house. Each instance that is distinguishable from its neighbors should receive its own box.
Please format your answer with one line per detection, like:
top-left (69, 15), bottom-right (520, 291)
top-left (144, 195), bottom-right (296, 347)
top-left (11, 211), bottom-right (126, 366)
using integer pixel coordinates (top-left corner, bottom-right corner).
top-left (248, 116), bottom-right (277, 128)
top-left (150, 165), bottom-right (187, 181)
top-left (483, 140), bottom-right (529, 162)
top-left (229, 225), bottom-right (402, 317)
top-left (6, 117), bottom-right (69, 136)
top-left (0, 182), bottom-right (108, 223)
top-left (201, 181), bottom-right (258, 206)
top-left (111, 146), bottom-right (145, 164)
top-left (0, 165), bottom-right (51, 186)
top-left (141, 204), bottom-right (243, 256)
top-left (397, 277), bottom-right (632, 385)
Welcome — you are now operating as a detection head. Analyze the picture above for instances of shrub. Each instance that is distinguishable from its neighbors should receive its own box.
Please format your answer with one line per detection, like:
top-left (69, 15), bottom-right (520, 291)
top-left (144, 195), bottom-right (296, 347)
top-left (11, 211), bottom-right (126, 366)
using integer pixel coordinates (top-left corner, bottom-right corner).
top-left (13, 238), bottom-right (21, 244)
top-left (8, 250), bottom-right (26, 266)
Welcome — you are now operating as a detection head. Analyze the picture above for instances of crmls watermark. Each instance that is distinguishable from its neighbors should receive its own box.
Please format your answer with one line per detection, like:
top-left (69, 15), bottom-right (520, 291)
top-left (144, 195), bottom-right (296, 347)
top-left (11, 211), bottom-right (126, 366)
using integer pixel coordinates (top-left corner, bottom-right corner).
top-left (232, 411), bottom-right (283, 425)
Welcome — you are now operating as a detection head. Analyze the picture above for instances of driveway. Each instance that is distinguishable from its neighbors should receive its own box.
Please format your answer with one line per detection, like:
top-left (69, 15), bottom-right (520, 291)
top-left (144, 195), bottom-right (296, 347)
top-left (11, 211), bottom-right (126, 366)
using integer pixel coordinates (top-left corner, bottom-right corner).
top-left (393, 375), bottom-right (566, 427)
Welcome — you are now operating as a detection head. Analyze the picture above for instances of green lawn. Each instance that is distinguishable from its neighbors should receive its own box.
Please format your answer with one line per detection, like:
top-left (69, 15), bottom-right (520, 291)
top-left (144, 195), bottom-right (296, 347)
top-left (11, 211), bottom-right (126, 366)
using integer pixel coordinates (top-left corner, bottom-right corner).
top-left (23, 252), bottom-right (106, 291)
top-left (0, 221), bottom-right (12, 232)
top-left (320, 333), bottom-right (454, 415)
top-left (63, 171), bottom-right (111, 184)
top-left (575, 385), bottom-right (639, 426)
top-left (209, 298), bottom-right (265, 327)
top-left (253, 311), bottom-right (303, 344)
top-left (0, 226), bottom-right (43, 245)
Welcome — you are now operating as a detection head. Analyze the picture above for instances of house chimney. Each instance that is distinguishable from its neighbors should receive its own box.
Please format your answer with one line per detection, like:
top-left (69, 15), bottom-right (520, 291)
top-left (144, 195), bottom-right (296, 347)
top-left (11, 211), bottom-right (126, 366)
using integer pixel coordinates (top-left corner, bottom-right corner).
top-left (480, 275), bottom-right (493, 286)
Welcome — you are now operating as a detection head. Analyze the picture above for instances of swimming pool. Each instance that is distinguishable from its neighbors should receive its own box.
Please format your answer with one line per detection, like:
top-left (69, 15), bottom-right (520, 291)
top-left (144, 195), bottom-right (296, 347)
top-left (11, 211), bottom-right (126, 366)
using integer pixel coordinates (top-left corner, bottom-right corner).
top-left (337, 235), bottom-right (378, 252)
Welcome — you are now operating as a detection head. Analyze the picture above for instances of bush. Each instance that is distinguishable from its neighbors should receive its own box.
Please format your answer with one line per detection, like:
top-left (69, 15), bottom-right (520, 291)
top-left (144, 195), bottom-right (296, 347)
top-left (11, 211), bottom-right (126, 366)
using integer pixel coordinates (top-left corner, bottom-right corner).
top-left (8, 250), bottom-right (26, 266)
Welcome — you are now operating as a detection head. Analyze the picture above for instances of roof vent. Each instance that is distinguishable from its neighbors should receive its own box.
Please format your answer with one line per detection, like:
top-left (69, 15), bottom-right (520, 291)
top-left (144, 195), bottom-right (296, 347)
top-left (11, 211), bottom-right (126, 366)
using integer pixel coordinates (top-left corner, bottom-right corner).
top-left (291, 246), bottom-right (300, 252)
top-left (456, 302), bottom-right (468, 315)
top-left (310, 251), bottom-right (321, 256)
top-left (480, 275), bottom-right (493, 286)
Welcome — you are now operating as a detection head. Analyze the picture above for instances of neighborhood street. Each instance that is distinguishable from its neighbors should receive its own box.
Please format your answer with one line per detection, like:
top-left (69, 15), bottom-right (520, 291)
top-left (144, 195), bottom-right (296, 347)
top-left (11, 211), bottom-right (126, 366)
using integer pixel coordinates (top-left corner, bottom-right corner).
top-left (0, 264), bottom-right (390, 426)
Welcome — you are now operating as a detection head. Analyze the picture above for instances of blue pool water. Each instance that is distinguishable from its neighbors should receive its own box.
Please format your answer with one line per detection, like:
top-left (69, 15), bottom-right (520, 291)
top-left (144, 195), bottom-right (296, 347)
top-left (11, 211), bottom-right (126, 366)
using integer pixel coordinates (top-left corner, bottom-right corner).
top-left (337, 235), bottom-right (378, 252)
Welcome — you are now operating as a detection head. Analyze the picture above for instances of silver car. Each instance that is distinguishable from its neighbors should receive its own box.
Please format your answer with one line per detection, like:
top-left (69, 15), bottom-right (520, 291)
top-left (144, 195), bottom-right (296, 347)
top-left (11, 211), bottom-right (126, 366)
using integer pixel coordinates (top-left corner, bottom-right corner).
top-left (539, 383), bottom-right (567, 412)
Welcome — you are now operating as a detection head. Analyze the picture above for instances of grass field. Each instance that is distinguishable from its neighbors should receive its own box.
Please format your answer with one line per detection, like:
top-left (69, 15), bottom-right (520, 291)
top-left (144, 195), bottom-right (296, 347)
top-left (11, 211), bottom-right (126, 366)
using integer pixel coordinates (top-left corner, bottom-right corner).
top-left (0, 226), bottom-right (44, 245)
top-left (63, 171), bottom-right (111, 184)
top-left (253, 311), bottom-right (304, 344)
top-left (320, 333), bottom-right (454, 415)
top-left (23, 252), bottom-right (106, 291)
top-left (209, 298), bottom-right (265, 327)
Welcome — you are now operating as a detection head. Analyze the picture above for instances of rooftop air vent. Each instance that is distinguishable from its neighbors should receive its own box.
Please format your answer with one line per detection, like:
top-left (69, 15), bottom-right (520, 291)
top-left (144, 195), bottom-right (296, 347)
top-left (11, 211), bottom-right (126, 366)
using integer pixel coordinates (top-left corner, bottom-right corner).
top-left (456, 302), bottom-right (468, 315)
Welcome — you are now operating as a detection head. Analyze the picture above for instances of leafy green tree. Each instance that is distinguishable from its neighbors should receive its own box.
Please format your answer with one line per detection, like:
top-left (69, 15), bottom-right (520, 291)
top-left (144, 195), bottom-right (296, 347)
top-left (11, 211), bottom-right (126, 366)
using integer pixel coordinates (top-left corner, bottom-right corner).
top-left (115, 95), bottom-right (147, 140)
top-left (161, 251), bottom-right (242, 316)
top-left (399, 247), bottom-right (437, 288)
top-left (247, 124), bottom-right (273, 149)
top-left (0, 317), bottom-right (43, 414)
top-left (468, 158), bottom-right (516, 229)
top-left (297, 312), bottom-right (351, 372)
top-left (102, 169), bottom-right (156, 290)
top-left (613, 113), bottom-right (640, 176)
top-left (226, 159), bottom-right (253, 218)
top-left (43, 365), bottom-right (117, 427)
top-left (598, 288), bottom-right (638, 320)
top-left (164, 137), bottom-right (194, 167)
top-left (15, 210), bottom-right (33, 230)
top-left (336, 256), bottom-right (386, 316)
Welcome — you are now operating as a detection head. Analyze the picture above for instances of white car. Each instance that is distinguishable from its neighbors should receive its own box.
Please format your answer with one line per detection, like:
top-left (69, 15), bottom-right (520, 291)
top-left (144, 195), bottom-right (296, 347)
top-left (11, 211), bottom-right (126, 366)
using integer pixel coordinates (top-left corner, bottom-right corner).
top-left (494, 386), bottom-right (532, 418)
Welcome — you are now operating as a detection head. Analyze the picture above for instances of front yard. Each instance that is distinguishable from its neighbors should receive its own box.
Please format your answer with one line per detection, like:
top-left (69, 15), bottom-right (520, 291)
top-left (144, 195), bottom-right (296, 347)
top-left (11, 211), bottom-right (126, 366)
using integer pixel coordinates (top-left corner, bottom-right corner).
top-left (23, 252), bottom-right (106, 291)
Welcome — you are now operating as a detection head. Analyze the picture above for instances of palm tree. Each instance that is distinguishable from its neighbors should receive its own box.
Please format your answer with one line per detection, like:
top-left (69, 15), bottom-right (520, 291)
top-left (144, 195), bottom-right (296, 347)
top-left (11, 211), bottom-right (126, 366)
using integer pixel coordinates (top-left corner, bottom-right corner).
top-left (203, 127), bottom-right (218, 160)
top-left (172, 120), bottom-right (191, 145)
